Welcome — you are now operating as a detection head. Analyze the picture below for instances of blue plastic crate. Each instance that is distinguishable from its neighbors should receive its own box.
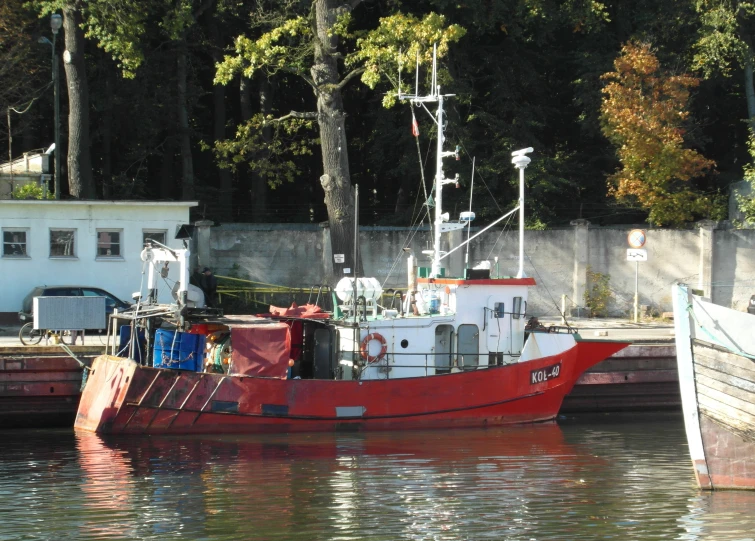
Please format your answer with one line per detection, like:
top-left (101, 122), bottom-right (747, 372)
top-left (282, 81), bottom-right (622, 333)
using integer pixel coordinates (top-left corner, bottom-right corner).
top-left (153, 329), bottom-right (205, 371)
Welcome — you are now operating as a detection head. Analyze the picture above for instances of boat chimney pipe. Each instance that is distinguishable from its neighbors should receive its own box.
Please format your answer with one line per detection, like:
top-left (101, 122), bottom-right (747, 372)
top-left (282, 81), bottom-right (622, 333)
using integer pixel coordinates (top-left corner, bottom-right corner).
top-left (403, 247), bottom-right (417, 314)
top-left (511, 148), bottom-right (533, 278)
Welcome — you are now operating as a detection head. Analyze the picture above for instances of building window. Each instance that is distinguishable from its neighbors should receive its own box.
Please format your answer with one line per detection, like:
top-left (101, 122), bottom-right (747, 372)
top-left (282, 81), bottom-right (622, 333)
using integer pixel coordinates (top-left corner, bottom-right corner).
top-left (2, 229), bottom-right (28, 257)
top-left (50, 229), bottom-right (76, 257)
top-left (96, 229), bottom-right (122, 257)
top-left (143, 230), bottom-right (167, 247)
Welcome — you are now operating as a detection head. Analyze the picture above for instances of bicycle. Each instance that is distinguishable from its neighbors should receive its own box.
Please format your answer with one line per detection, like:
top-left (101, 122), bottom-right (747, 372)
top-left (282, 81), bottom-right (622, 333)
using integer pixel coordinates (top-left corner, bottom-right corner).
top-left (18, 322), bottom-right (77, 346)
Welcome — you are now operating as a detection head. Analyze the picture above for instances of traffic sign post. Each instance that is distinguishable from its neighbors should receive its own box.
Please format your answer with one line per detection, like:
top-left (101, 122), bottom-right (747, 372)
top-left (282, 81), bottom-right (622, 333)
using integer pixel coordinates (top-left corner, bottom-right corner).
top-left (627, 230), bottom-right (647, 323)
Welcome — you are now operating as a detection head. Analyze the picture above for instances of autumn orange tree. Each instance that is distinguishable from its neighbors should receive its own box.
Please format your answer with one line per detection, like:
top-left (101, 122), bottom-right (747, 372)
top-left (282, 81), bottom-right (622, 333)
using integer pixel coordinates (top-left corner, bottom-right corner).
top-left (600, 41), bottom-right (717, 226)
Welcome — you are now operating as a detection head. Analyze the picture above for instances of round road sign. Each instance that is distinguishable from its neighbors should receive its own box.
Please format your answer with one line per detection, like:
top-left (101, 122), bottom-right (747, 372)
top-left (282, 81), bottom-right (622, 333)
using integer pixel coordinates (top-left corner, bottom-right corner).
top-left (627, 229), bottom-right (646, 248)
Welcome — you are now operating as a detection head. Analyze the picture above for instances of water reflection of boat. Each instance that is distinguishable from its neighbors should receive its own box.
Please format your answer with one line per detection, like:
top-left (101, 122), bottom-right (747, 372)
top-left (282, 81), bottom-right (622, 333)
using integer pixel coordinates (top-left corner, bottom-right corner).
top-left (75, 48), bottom-right (627, 436)
top-left (672, 284), bottom-right (755, 490)
top-left (75, 423), bottom-right (580, 538)
top-left (76, 421), bottom-right (574, 467)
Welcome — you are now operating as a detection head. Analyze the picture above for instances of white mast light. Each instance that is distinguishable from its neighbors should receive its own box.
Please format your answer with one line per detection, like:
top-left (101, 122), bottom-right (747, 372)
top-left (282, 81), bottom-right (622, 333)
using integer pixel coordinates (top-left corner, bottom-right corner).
top-left (511, 147), bottom-right (534, 278)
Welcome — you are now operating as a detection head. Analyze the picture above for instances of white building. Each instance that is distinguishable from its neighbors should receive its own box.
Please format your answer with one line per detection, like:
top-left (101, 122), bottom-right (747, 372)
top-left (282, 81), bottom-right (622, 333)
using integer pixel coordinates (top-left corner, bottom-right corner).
top-left (0, 148), bottom-right (52, 199)
top-left (0, 200), bottom-right (197, 324)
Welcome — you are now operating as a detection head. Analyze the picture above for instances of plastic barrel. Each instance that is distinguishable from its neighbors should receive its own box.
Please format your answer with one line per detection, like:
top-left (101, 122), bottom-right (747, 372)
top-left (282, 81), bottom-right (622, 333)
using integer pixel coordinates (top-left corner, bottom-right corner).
top-left (118, 325), bottom-right (145, 362)
top-left (424, 292), bottom-right (440, 314)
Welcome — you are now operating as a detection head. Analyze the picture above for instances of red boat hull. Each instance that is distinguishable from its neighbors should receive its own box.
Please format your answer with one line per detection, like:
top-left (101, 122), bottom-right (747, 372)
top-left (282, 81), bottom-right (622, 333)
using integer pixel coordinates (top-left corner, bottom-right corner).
top-left (75, 339), bottom-right (627, 434)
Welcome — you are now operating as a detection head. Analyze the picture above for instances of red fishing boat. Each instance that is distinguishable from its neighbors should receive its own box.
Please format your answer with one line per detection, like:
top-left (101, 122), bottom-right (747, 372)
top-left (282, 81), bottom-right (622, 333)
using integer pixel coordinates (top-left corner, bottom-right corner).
top-left (75, 52), bottom-right (628, 435)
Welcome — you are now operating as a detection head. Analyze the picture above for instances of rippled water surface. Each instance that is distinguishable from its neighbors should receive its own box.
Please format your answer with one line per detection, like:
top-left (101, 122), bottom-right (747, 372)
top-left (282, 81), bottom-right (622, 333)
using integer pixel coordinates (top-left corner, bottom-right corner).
top-left (1, 413), bottom-right (754, 541)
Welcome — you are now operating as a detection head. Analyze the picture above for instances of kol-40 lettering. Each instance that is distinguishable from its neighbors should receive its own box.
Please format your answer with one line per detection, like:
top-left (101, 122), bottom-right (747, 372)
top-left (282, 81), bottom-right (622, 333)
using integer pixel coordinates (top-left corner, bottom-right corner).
top-left (530, 362), bottom-right (561, 385)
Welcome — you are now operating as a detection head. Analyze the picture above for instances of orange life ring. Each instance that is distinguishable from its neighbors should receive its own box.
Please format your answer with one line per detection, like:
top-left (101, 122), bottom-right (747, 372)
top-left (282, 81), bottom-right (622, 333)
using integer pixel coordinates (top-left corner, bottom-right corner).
top-left (360, 332), bottom-right (388, 363)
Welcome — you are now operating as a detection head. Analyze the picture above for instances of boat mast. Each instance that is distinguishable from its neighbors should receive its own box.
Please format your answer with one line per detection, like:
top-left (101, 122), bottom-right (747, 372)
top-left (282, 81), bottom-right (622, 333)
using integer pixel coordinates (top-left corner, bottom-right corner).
top-left (431, 92), bottom-right (445, 278)
top-left (399, 44), bottom-right (456, 278)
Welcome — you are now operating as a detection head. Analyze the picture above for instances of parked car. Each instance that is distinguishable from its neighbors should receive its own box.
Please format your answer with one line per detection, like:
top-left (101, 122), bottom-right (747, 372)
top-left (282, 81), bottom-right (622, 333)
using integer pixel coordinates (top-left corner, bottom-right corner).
top-left (748, 295), bottom-right (755, 315)
top-left (18, 285), bottom-right (132, 322)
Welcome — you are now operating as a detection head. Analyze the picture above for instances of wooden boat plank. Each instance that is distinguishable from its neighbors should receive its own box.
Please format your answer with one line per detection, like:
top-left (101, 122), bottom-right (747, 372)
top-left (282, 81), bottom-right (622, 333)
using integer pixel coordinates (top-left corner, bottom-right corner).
top-left (695, 364), bottom-right (755, 396)
top-left (696, 376), bottom-right (755, 420)
top-left (693, 343), bottom-right (755, 379)
top-left (697, 389), bottom-right (755, 437)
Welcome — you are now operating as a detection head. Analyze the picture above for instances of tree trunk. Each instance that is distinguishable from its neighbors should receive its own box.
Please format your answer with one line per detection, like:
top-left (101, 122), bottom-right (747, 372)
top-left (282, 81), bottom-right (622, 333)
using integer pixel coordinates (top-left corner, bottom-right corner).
top-left (177, 35), bottom-right (195, 200)
top-left (255, 77), bottom-right (272, 221)
top-left (745, 54), bottom-right (755, 131)
top-left (62, 5), bottom-right (95, 199)
top-left (736, 9), bottom-right (755, 131)
top-left (313, 0), bottom-right (362, 282)
top-left (101, 69), bottom-right (113, 198)
top-left (160, 137), bottom-right (175, 198)
top-left (240, 76), bottom-right (252, 121)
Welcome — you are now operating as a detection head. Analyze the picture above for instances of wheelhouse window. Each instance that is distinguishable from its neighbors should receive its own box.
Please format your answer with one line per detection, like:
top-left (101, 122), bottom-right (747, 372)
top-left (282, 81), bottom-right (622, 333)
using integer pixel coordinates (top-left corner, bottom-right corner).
top-left (97, 229), bottom-right (122, 258)
top-left (512, 297), bottom-right (524, 319)
top-left (143, 230), bottom-right (167, 247)
top-left (2, 229), bottom-right (28, 257)
top-left (50, 229), bottom-right (76, 257)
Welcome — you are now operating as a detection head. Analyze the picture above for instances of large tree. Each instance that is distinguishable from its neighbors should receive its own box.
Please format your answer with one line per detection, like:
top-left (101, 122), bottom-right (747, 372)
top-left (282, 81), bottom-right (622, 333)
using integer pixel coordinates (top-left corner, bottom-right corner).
top-left (32, 0), bottom-right (224, 200)
top-left (29, 1), bottom-right (96, 197)
top-left (215, 2), bottom-right (464, 281)
top-left (600, 41), bottom-right (718, 226)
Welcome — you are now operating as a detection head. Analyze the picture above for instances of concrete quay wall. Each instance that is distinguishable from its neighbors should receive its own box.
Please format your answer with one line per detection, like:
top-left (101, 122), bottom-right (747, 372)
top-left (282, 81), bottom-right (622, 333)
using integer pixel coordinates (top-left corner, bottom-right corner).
top-left (199, 221), bottom-right (755, 317)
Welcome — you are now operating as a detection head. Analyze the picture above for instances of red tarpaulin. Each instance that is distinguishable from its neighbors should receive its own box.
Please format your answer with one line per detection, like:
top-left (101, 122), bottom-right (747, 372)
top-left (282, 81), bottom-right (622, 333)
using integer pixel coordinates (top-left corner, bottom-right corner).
top-left (230, 323), bottom-right (291, 378)
top-left (261, 303), bottom-right (330, 319)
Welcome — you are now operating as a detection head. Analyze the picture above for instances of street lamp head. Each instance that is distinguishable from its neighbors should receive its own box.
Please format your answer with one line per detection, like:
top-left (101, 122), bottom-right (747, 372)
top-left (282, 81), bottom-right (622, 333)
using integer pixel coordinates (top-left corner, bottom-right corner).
top-left (50, 14), bottom-right (62, 34)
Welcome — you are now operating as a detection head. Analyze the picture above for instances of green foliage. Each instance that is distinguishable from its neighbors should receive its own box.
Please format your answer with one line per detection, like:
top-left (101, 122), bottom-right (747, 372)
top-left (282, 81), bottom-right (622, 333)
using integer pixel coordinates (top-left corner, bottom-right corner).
top-left (583, 266), bottom-right (611, 317)
top-left (213, 8), bottom-right (465, 196)
top-left (215, 16), bottom-right (312, 83)
top-left (736, 129), bottom-right (755, 221)
top-left (215, 11), bottom-right (465, 92)
top-left (26, 0), bottom-right (149, 77)
top-left (525, 218), bottom-right (548, 230)
top-left (226, 263), bottom-right (242, 279)
top-left (12, 183), bottom-right (54, 199)
top-left (693, 1), bottom-right (755, 78)
top-left (210, 113), bottom-right (316, 189)
top-left (347, 12), bottom-right (466, 91)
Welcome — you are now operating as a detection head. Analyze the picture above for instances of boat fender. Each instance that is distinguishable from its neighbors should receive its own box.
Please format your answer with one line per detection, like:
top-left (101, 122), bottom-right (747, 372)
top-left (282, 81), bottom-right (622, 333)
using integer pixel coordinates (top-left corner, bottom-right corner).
top-left (360, 332), bottom-right (388, 363)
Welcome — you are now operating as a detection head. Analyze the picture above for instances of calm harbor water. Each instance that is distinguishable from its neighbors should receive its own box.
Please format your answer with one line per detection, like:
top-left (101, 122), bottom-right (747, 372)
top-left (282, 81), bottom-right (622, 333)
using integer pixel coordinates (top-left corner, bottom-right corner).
top-left (1, 413), bottom-right (754, 541)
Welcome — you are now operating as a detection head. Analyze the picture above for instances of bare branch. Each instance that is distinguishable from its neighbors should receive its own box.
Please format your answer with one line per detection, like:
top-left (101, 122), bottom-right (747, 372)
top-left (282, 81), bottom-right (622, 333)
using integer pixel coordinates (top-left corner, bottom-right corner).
top-left (272, 111), bottom-right (318, 122)
top-left (334, 67), bottom-right (365, 92)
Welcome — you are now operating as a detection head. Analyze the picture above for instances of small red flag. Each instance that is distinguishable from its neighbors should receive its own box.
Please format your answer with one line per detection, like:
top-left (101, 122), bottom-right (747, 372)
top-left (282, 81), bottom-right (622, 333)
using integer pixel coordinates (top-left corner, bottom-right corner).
top-left (411, 115), bottom-right (419, 137)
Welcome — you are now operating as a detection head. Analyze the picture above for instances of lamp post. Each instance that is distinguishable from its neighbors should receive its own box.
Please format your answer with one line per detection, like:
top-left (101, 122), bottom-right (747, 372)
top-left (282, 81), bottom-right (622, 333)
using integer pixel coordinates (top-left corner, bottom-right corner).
top-left (50, 14), bottom-right (62, 200)
top-left (39, 15), bottom-right (62, 199)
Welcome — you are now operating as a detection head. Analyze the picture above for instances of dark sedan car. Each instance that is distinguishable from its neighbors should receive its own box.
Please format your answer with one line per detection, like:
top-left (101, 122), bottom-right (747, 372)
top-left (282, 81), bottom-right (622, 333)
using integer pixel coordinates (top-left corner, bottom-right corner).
top-left (18, 285), bottom-right (132, 322)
